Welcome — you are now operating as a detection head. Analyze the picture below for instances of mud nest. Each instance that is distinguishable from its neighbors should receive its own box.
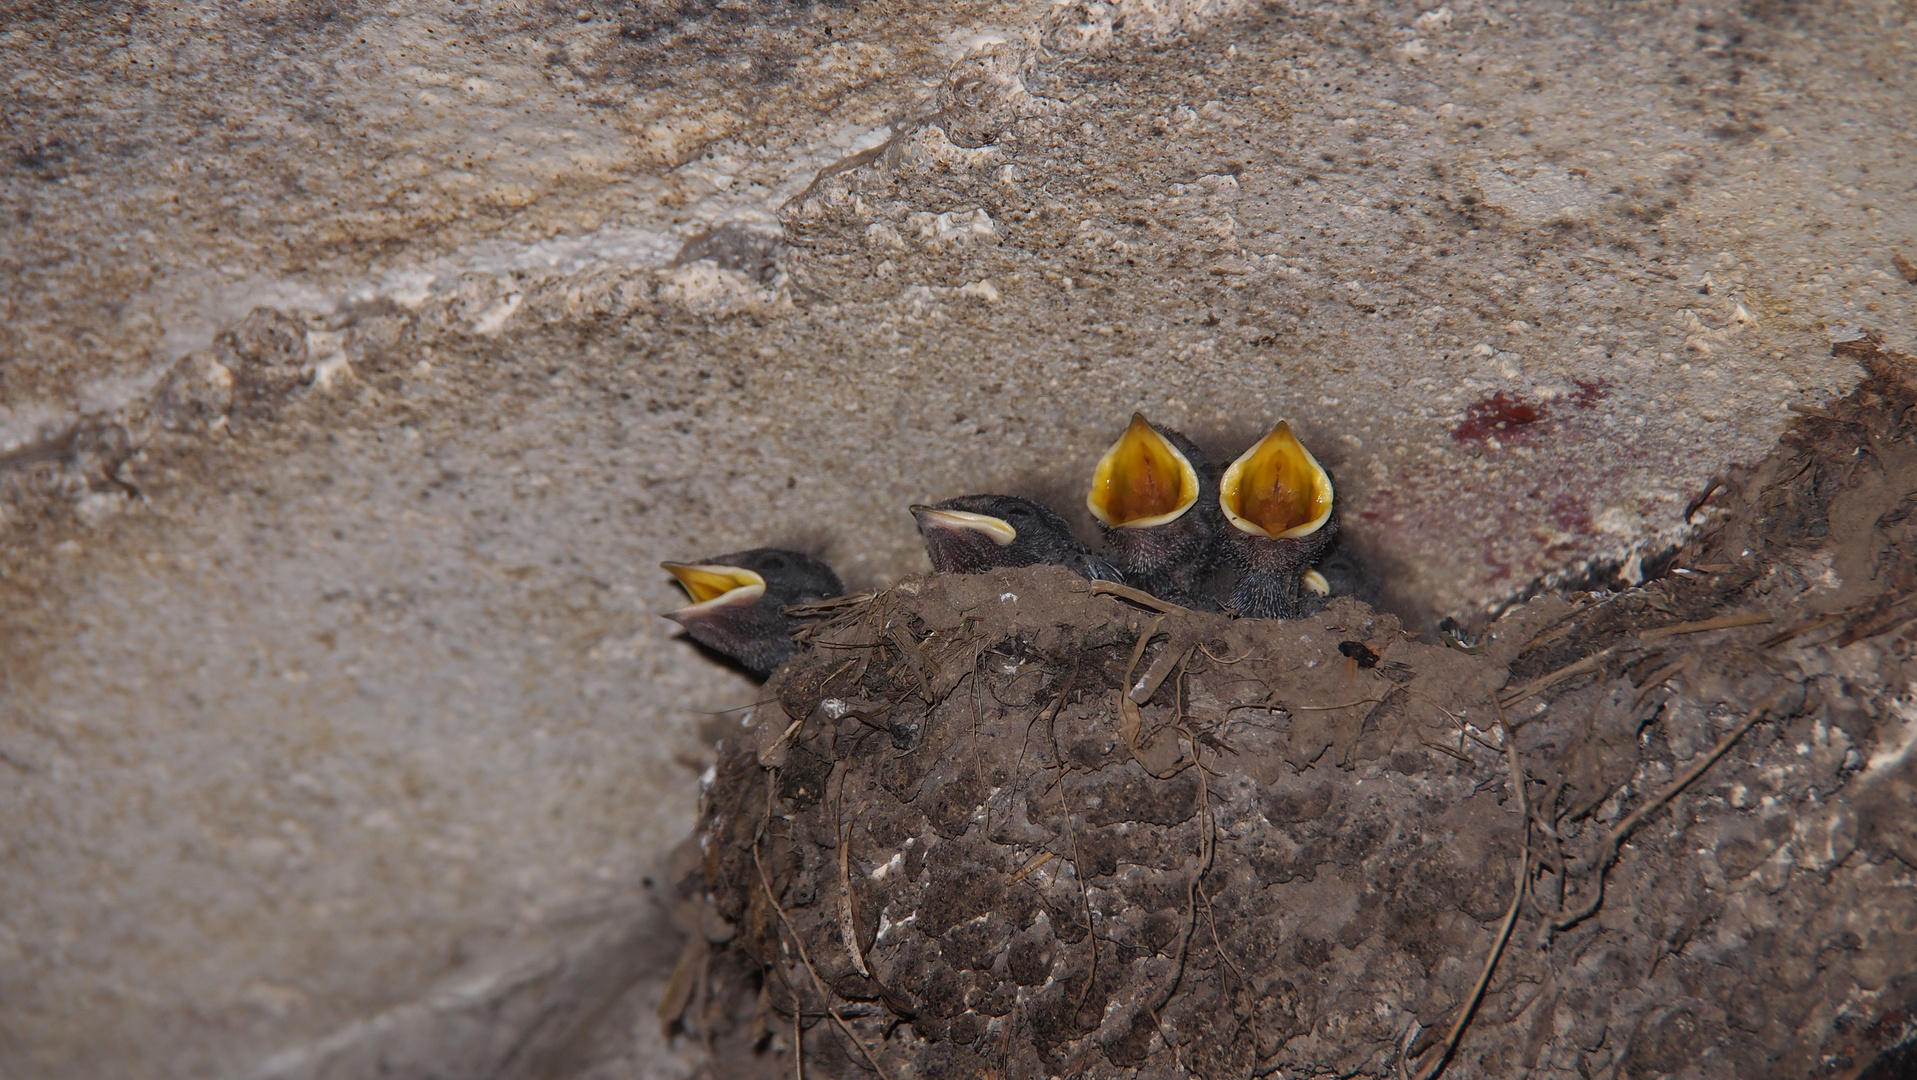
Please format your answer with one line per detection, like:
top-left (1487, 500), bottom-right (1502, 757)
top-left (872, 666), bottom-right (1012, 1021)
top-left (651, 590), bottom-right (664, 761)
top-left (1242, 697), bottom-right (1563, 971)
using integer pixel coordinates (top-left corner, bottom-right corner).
top-left (665, 334), bottom-right (1917, 1080)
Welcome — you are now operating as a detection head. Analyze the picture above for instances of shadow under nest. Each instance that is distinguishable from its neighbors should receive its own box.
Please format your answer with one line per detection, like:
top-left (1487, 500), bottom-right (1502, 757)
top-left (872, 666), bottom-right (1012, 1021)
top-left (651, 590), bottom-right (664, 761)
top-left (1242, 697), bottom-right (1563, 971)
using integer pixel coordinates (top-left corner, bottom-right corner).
top-left (664, 334), bottom-right (1917, 1080)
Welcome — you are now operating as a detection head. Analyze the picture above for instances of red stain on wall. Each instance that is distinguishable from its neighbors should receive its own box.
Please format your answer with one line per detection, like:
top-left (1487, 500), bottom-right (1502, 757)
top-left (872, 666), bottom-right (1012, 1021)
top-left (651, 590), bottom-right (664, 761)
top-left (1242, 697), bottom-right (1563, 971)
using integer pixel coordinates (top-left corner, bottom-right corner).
top-left (1452, 392), bottom-right (1545, 443)
top-left (1569, 377), bottom-right (1608, 409)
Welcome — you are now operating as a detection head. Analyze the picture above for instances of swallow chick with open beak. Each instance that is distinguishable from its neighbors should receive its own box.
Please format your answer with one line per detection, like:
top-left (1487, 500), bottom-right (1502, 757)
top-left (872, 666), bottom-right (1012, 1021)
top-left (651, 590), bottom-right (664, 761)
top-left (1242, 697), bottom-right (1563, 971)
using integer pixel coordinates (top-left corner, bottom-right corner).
top-left (661, 548), bottom-right (843, 677)
top-left (1216, 422), bottom-right (1338, 619)
top-left (911, 495), bottom-right (1123, 581)
top-left (1086, 412), bottom-right (1222, 607)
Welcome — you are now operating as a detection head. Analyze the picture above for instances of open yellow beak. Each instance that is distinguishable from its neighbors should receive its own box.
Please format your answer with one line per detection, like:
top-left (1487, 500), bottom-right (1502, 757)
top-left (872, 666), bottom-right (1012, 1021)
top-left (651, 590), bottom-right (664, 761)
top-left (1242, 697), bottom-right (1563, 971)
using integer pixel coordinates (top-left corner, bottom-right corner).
top-left (909, 506), bottom-right (1018, 546)
top-left (661, 562), bottom-right (768, 614)
top-left (1086, 413), bottom-right (1202, 529)
top-left (1219, 422), bottom-right (1334, 539)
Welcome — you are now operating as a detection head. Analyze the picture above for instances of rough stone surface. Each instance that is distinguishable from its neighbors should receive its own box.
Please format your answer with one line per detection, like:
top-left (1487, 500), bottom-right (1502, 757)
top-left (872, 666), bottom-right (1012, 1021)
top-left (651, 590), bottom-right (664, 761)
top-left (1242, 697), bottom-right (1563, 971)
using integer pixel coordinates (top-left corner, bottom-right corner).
top-left (3, 1), bottom-right (1916, 1076)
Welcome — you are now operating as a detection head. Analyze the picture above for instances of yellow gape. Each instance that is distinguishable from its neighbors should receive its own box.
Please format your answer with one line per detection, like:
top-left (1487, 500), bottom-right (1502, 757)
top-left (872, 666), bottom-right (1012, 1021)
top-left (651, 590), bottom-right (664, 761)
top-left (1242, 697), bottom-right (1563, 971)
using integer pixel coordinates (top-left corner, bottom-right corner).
top-left (1087, 413), bottom-right (1202, 529)
top-left (1219, 422), bottom-right (1334, 539)
top-left (660, 562), bottom-right (768, 610)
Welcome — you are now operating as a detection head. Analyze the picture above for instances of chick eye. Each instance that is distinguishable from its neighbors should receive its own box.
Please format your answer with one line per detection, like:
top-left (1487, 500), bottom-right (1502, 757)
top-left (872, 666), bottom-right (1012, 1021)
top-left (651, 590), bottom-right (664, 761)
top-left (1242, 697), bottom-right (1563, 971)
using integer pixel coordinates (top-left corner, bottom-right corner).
top-left (759, 556), bottom-right (787, 571)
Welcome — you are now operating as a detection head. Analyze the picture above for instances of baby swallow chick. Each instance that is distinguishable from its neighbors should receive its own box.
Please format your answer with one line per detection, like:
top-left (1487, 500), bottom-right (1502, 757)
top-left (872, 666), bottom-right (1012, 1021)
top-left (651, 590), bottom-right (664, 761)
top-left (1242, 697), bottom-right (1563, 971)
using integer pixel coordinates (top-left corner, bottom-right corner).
top-left (661, 548), bottom-right (843, 677)
top-left (1216, 422), bottom-right (1338, 619)
top-left (911, 495), bottom-right (1123, 581)
top-left (1086, 412), bottom-right (1222, 607)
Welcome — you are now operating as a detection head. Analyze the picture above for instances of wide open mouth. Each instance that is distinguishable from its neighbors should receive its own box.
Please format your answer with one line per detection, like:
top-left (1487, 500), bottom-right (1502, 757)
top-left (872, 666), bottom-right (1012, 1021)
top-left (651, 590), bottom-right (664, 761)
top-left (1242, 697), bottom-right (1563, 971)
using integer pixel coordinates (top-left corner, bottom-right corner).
top-left (909, 505), bottom-right (1018, 546)
top-left (1086, 412), bottom-right (1202, 529)
top-left (1218, 422), bottom-right (1334, 539)
top-left (660, 562), bottom-right (768, 615)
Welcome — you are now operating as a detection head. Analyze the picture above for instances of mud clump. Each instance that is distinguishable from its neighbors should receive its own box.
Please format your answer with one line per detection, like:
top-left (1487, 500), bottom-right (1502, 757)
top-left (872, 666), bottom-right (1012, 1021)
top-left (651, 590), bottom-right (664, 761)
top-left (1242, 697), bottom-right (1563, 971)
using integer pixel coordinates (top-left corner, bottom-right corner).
top-left (666, 337), bottom-right (1917, 1079)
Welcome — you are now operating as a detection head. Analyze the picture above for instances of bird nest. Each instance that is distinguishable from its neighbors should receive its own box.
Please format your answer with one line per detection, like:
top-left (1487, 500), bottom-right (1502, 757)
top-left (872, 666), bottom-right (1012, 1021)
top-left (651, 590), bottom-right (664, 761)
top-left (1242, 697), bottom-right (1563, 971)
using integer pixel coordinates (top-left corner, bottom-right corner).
top-left (662, 334), bottom-right (1917, 1080)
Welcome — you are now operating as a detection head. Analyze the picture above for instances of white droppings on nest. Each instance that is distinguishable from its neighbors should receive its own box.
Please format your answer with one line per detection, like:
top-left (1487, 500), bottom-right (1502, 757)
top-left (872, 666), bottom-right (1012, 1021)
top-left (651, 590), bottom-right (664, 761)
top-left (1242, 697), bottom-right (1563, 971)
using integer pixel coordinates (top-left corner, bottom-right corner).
top-left (1861, 690), bottom-right (1917, 780)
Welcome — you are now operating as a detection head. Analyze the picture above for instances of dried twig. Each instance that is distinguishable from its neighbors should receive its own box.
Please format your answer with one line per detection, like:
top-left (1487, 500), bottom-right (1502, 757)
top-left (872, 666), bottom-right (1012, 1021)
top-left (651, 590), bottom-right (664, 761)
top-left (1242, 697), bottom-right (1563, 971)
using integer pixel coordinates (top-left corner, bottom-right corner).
top-left (816, 657), bottom-right (862, 695)
top-left (885, 627), bottom-right (935, 703)
top-left (1553, 686), bottom-right (1791, 930)
top-left (759, 718), bottom-right (807, 766)
top-left (1499, 645), bottom-right (1622, 708)
top-left (1145, 751), bottom-right (1213, 1072)
top-left (1418, 738), bottom-right (1472, 762)
top-left (832, 761), bottom-right (870, 977)
top-left (1091, 580), bottom-right (1186, 613)
top-left (1837, 591), bottom-right (1917, 646)
top-left (753, 808), bottom-right (893, 1079)
top-left (1121, 616), bottom-right (1166, 684)
top-left (1292, 697), bottom-right (1387, 711)
top-left (1017, 655), bottom-right (1080, 780)
top-left (657, 935), bottom-right (707, 1035)
top-left (1513, 589), bottom-right (1634, 655)
top-left (1631, 654), bottom-right (1697, 712)
top-left (1197, 641), bottom-right (1257, 664)
top-left (1192, 747), bottom-right (1254, 1042)
top-left (1004, 850), bottom-right (1055, 886)
top-left (1408, 697), bottom-right (1532, 1080)
top-left (1119, 618), bottom-right (1188, 774)
top-left (1224, 691), bottom-right (1283, 717)
top-left (1762, 611), bottom-right (1847, 649)
top-left (1764, 591), bottom-right (1917, 649)
top-left (784, 591), bottom-right (880, 617)
top-left (1129, 643), bottom-right (1190, 704)
top-left (1062, 779), bottom-right (1100, 1029)
top-left (1636, 611), bottom-right (1772, 642)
